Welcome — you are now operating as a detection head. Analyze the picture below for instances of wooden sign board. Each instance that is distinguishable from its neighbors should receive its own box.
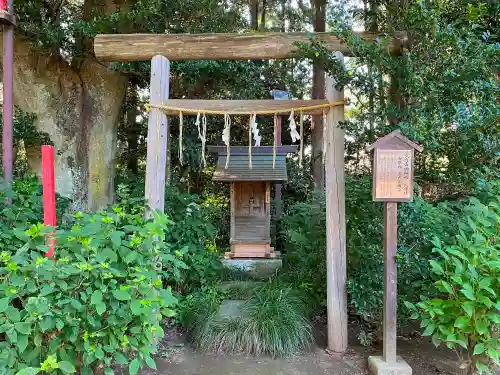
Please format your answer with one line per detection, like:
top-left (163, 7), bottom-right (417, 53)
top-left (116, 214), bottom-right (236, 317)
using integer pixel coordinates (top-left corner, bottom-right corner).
top-left (367, 130), bottom-right (423, 202)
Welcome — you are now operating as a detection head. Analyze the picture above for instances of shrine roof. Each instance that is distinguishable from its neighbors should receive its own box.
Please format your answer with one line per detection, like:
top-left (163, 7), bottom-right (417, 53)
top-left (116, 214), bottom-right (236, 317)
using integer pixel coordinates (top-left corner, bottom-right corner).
top-left (207, 146), bottom-right (297, 182)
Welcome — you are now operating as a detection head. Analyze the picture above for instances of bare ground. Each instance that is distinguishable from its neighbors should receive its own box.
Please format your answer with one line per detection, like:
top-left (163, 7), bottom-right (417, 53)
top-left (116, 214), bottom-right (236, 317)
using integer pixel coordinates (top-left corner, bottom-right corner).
top-left (134, 324), bottom-right (469, 375)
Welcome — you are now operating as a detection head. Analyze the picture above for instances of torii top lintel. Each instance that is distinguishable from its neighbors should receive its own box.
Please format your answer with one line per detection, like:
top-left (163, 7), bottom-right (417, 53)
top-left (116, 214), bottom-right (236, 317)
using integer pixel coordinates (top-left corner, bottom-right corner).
top-left (93, 31), bottom-right (405, 62)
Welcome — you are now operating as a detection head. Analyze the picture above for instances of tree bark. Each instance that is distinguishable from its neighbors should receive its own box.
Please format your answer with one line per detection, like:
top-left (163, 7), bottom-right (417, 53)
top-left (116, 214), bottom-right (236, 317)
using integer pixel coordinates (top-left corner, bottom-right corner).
top-left (260, 0), bottom-right (267, 31)
top-left (250, 0), bottom-right (259, 30)
top-left (0, 35), bottom-right (127, 211)
top-left (125, 86), bottom-right (139, 174)
top-left (311, 0), bottom-right (326, 191)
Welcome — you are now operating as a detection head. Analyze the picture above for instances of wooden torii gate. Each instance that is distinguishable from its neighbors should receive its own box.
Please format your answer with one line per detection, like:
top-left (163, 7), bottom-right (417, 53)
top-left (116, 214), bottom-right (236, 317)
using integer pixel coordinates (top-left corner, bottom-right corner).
top-left (94, 31), bottom-right (394, 353)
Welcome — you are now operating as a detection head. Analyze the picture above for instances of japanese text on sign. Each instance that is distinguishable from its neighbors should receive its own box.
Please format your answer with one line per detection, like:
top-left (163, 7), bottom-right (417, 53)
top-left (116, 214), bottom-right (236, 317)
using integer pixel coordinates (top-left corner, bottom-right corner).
top-left (375, 150), bottom-right (412, 200)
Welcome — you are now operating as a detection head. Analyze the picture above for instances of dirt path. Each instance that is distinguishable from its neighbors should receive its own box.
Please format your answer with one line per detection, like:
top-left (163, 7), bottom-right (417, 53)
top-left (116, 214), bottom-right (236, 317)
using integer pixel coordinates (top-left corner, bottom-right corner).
top-left (134, 326), bottom-right (466, 375)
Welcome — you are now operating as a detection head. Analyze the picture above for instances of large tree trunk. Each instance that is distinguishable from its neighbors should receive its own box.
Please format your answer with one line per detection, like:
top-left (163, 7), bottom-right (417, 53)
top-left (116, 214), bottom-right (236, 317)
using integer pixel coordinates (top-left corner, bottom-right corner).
top-left (250, 0), bottom-right (259, 30)
top-left (311, 0), bottom-right (326, 191)
top-left (1, 35), bottom-right (127, 210)
top-left (124, 85), bottom-right (139, 175)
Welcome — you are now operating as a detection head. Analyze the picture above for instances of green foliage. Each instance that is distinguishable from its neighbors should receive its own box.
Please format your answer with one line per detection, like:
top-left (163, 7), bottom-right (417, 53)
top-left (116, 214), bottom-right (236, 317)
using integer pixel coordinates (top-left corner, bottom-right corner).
top-left (280, 193), bottom-right (326, 308)
top-left (0, 176), bottom-right (69, 254)
top-left (0, 209), bottom-right (180, 375)
top-left (180, 281), bottom-right (312, 357)
top-left (405, 196), bottom-right (500, 374)
top-left (280, 176), bottom-right (500, 328)
top-left (299, 1), bottom-right (499, 191)
top-left (113, 183), bottom-right (224, 292)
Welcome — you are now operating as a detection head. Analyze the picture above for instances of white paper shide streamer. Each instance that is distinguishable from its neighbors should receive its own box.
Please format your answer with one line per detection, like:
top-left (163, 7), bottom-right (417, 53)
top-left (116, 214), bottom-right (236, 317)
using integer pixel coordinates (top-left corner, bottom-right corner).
top-left (251, 114), bottom-right (261, 146)
top-left (288, 109), bottom-right (301, 143)
top-left (196, 112), bottom-right (207, 167)
top-left (222, 114), bottom-right (231, 168)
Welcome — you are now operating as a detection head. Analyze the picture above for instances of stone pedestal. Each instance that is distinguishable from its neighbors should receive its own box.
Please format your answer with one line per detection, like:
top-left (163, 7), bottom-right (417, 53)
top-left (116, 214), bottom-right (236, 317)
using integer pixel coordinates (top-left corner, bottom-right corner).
top-left (221, 258), bottom-right (282, 280)
top-left (368, 356), bottom-right (412, 375)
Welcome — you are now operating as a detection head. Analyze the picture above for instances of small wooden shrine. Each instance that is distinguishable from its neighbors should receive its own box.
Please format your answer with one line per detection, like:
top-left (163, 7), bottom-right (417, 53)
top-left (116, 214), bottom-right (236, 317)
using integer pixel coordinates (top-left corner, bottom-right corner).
top-left (208, 146), bottom-right (297, 259)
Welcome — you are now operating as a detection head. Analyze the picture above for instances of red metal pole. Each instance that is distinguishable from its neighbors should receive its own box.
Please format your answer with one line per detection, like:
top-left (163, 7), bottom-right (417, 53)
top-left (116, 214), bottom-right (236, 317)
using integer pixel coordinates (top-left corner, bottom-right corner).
top-left (42, 145), bottom-right (56, 258)
top-left (2, 0), bottom-right (14, 192)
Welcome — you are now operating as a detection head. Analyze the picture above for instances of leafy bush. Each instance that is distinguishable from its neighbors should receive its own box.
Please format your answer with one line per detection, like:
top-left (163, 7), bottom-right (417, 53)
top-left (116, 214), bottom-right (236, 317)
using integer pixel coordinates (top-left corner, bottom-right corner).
top-left (0, 209), bottom-right (180, 375)
top-left (163, 187), bottom-right (222, 292)
top-left (180, 281), bottom-right (312, 357)
top-left (279, 175), bottom-right (487, 327)
top-left (405, 197), bottom-right (500, 375)
top-left (0, 176), bottom-right (69, 254)
top-left (115, 183), bottom-right (223, 293)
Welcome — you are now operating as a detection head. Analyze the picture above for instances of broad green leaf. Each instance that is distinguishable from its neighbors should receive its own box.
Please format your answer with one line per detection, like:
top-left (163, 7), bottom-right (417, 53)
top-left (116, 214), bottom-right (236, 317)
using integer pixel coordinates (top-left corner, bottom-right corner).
top-left (131, 300), bottom-right (142, 315)
top-left (81, 222), bottom-right (101, 236)
top-left (431, 333), bottom-right (441, 347)
top-left (435, 280), bottom-right (453, 295)
top-left (113, 289), bottom-right (131, 301)
top-left (17, 334), bottom-right (28, 353)
top-left (454, 316), bottom-right (470, 329)
top-left (446, 249), bottom-right (469, 262)
top-left (429, 260), bottom-right (444, 275)
top-left (144, 356), bottom-right (157, 370)
top-left (14, 323), bottom-right (31, 335)
top-left (404, 301), bottom-right (416, 310)
top-left (91, 290), bottom-right (103, 305)
top-left (129, 358), bottom-right (141, 375)
top-left (161, 308), bottom-right (176, 318)
top-left (487, 312), bottom-right (500, 324)
top-left (56, 319), bottom-right (65, 330)
top-left (110, 231), bottom-right (124, 247)
top-left (431, 236), bottom-right (442, 250)
top-left (475, 319), bottom-right (489, 336)
top-left (488, 347), bottom-right (499, 365)
top-left (473, 343), bottom-right (485, 355)
top-left (0, 297), bottom-right (10, 313)
top-left (476, 362), bottom-right (489, 373)
top-left (34, 333), bottom-right (42, 347)
top-left (7, 328), bottom-right (17, 342)
top-left (160, 287), bottom-right (178, 305)
top-left (478, 296), bottom-right (493, 308)
top-left (478, 277), bottom-right (491, 289)
top-left (460, 284), bottom-right (475, 300)
top-left (98, 248), bottom-right (118, 262)
top-left (39, 316), bottom-right (55, 332)
top-left (462, 301), bottom-right (475, 317)
top-left (15, 367), bottom-right (40, 375)
top-left (96, 302), bottom-right (106, 315)
top-left (105, 369), bottom-right (114, 375)
top-left (58, 361), bottom-right (76, 374)
top-left (422, 323), bottom-right (436, 336)
top-left (95, 347), bottom-right (105, 359)
top-left (70, 299), bottom-right (83, 310)
top-left (115, 352), bottom-right (128, 365)
top-left (125, 251), bottom-right (139, 264)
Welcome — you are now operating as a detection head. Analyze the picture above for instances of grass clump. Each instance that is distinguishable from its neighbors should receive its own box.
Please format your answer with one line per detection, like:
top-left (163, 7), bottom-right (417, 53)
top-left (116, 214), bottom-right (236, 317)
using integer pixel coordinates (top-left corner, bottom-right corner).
top-left (179, 281), bottom-right (313, 357)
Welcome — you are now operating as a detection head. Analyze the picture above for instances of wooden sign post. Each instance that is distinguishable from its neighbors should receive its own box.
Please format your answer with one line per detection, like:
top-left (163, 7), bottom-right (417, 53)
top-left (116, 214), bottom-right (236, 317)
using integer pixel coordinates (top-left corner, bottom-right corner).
top-left (367, 129), bottom-right (423, 375)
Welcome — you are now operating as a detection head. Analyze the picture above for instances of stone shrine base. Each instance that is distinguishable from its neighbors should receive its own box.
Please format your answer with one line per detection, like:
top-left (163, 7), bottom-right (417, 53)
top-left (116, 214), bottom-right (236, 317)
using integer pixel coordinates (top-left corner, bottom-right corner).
top-left (368, 356), bottom-right (412, 375)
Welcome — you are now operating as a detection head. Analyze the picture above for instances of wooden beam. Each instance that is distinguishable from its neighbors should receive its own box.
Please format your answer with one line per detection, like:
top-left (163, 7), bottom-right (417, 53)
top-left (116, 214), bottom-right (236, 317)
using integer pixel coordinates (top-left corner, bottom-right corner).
top-left (145, 56), bottom-right (169, 214)
top-left (94, 31), bottom-right (383, 62)
top-left (325, 52), bottom-right (348, 353)
top-left (383, 201), bottom-right (398, 364)
top-left (156, 99), bottom-right (332, 115)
